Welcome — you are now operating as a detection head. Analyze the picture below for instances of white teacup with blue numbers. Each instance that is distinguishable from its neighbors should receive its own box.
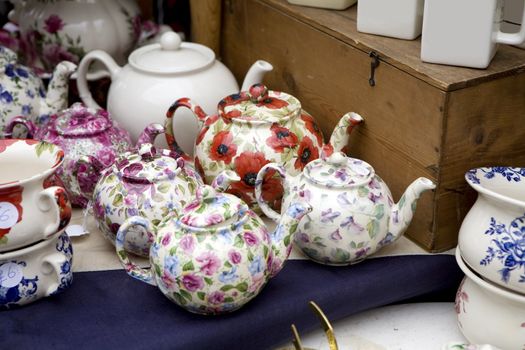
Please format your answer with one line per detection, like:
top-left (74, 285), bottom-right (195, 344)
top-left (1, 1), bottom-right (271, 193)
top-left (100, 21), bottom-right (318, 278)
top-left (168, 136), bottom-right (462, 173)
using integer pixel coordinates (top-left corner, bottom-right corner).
top-left (0, 231), bottom-right (73, 308)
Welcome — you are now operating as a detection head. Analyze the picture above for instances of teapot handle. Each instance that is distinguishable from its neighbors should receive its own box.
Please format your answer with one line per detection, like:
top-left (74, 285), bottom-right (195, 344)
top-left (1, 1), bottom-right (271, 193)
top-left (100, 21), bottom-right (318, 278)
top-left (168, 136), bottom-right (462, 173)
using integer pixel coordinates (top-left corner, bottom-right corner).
top-left (255, 163), bottom-right (287, 223)
top-left (38, 186), bottom-right (72, 238)
top-left (164, 98), bottom-right (208, 160)
top-left (116, 216), bottom-right (157, 286)
top-left (76, 50), bottom-right (122, 110)
top-left (3, 116), bottom-right (37, 139)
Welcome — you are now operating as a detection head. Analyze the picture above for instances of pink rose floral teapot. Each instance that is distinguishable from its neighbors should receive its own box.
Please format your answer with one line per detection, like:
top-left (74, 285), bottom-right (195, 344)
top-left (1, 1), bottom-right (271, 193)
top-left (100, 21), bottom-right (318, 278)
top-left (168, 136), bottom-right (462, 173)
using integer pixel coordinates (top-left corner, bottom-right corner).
top-left (0, 46), bottom-right (75, 135)
top-left (116, 172), bottom-right (311, 315)
top-left (93, 141), bottom-right (207, 257)
top-left (165, 83), bottom-right (363, 209)
top-left (256, 152), bottom-right (436, 265)
top-left (4, 103), bottom-right (140, 207)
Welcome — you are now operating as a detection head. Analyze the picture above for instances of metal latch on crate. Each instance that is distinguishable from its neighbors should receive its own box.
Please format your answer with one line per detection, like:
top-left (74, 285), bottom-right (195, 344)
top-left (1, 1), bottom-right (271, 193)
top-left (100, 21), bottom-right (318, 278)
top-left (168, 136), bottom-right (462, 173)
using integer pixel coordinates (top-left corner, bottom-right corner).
top-left (369, 51), bottom-right (380, 87)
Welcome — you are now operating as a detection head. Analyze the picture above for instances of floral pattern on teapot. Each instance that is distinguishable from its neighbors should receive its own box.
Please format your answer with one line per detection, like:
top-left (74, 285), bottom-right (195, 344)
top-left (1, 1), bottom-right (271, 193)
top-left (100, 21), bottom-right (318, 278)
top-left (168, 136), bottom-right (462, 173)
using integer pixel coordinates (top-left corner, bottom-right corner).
top-left (92, 141), bottom-right (204, 256)
top-left (165, 84), bottom-right (362, 210)
top-left (256, 152), bottom-right (435, 265)
top-left (116, 182), bottom-right (311, 315)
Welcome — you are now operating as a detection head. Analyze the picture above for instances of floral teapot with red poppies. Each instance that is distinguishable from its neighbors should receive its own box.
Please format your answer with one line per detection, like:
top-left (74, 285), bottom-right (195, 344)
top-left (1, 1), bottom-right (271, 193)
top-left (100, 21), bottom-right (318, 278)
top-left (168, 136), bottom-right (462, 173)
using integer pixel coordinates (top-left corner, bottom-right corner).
top-left (164, 84), bottom-right (363, 209)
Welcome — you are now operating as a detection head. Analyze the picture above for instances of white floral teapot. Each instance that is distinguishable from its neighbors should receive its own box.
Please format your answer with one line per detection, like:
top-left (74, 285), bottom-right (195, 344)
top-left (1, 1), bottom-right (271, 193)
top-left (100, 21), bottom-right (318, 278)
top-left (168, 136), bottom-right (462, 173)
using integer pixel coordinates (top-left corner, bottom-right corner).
top-left (0, 46), bottom-right (75, 135)
top-left (92, 141), bottom-right (206, 257)
top-left (256, 152), bottom-right (436, 265)
top-left (77, 31), bottom-right (273, 152)
top-left (115, 173), bottom-right (311, 315)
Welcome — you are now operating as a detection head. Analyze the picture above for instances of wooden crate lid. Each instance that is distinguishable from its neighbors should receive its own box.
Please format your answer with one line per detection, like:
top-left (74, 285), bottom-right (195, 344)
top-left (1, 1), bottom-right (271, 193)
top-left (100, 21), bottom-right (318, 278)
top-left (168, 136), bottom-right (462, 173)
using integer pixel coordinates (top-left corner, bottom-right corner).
top-left (264, 0), bottom-right (525, 92)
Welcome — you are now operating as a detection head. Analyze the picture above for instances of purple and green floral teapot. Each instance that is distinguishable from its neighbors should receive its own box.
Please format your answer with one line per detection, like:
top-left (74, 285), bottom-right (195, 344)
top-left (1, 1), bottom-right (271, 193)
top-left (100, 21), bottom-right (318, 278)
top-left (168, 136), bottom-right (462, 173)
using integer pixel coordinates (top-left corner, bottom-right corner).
top-left (0, 46), bottom-right (75, 135)
top-left (164, 84), bottom-right (363, 210)
top-left (256, 152), bottom-right (436, 265)
top-left (5, 103), bottom-right (139, 207)
top-left (93, 142), bottom-right (205, 256)
top-left (116, 172), bottom-right (311, 314)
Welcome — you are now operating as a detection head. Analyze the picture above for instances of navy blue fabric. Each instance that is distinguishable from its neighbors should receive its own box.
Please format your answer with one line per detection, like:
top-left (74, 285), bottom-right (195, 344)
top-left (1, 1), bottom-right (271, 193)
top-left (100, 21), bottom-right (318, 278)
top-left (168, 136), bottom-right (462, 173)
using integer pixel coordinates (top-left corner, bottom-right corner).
top-left (1, 255), bottom-right (463, 350)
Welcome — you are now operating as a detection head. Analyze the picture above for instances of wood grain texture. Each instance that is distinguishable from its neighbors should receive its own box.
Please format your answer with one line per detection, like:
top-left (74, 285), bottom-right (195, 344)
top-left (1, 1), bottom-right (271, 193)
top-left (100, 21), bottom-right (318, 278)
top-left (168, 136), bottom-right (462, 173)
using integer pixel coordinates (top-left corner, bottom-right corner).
top-left (190, 0), bottom-right (222, 55)
top-left (259, 0), bottom-right (525, 92)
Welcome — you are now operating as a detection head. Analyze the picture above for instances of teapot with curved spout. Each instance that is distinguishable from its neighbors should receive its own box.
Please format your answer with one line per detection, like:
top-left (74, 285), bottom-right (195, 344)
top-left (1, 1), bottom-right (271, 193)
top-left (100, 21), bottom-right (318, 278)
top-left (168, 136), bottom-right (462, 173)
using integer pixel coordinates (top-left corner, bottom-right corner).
top-left (0, 46), bottom-right (75, 135)
top-left (256, 152), bottom-right (435, 265)
top-left (76, 31), bottom-right (272, 151)
top-left (164, 84), bottom-right (363, 210)
top-left (115, 171), bottom-right (311, 314)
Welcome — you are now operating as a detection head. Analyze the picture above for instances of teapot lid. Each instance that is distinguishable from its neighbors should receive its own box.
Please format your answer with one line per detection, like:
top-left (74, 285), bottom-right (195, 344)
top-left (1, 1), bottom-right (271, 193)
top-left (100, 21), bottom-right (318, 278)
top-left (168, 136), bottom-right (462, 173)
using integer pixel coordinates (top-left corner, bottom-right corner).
top-left (55, 103), bottom-right (112, 137)
top-left (128, 32), bottom-right (215, 74)
top-left (180, 185), bottom-right (248, 229)
top-left (304, 152), bottom-right (375, 188)
top-left (218, 84), bottom-right (301, 123)
top-left (117, 143), bottom-right (184, 184)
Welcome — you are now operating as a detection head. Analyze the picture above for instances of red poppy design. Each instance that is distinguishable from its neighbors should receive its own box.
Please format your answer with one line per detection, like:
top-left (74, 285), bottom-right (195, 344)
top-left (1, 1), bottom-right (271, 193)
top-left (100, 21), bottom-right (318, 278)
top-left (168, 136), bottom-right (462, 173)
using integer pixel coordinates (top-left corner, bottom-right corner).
top-left (209, 131), bottom-right (237, 164)
top-left (294, 136), bottom-right (319, 171)
top-left (54, 187), bottom-right (71, 231)
top-left (44, 14), bottom-right (64, 34)
top-left (0, 186), bottom-right (24, 239)
top-left (228, 151), bottom-right (283, 207)
top-left (257, 97), bottom-right (288, 110)
top-left (266, 124), bottom-right (298, 153)
top-left (195, 126), bottom-right (209, 146)
top-left (300, 113), bottom-right (323, 146)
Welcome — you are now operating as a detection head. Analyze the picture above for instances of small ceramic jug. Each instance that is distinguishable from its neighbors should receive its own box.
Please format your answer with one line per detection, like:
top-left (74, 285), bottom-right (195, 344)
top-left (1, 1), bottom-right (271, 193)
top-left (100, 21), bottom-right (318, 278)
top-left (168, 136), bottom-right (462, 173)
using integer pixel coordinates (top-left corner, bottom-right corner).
top-left (116, 176), bottom-right (311, 314)
top-left (92, 140), bottom-right (205, 257)
top-left (0, 230), bottom-right (73, 308)
top-left (165, 84), bottom-right (363, 209)
top-left (5, 103), bottom-right (136, 207)
top-left (421, 0), bottom-right (525, 68)
top-left (0, 139), bottom-right (71, 252)
top-left (256, 152), bottom-right (435, 265)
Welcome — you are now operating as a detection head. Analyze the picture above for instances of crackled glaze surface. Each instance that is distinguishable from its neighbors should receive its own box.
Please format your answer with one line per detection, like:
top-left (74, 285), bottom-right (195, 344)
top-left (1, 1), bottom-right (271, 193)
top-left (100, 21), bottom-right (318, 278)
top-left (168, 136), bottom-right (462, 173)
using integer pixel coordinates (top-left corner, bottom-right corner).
top-left (6, 103), bottom-right (133, 207)
top-left (93, 143), bottom-right (203, 256)
top-left (165, 84), bottom-right (362, 210)
top-left (459, 167), bottom-right (525, 295)
top-left (0, 231), bottom-right (73, 308)
top-left (0, 46), bottom-right (74, 133)
top-left (0, 139), bottom-right (71, 252)
top-left (256, 153), bottom-right (435, 265)
top-left (116, 187), bottom-right (310, 315)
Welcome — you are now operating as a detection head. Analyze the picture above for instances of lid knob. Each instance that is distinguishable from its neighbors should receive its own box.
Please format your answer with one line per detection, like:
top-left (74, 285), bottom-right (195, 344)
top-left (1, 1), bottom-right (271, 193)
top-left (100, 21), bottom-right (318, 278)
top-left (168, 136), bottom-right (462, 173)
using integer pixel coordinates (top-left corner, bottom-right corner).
top-left (248, 84), bottom-right (269, 103)
top-left (138, 143), bottom-right (156, 160)
top-left (160, 31), bottom-right (182, 51)
top-left (196, 185), bottom-right (217, 202)
top-left (327, 152), bottom-right (347, 166)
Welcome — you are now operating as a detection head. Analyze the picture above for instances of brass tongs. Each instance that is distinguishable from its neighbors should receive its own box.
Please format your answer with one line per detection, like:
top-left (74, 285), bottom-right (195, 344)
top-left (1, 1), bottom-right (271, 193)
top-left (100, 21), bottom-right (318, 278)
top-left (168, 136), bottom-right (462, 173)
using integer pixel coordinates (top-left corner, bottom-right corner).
top-left (290, 301), bottom-right (338, 350)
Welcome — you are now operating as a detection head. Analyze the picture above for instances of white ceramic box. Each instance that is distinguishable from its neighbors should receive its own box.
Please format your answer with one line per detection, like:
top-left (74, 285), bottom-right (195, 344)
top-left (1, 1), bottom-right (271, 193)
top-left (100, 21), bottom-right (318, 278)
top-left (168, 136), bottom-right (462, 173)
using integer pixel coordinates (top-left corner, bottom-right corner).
top-left (421, 0), bottom-right (525, 68)
top-left (357, 0), bottom-right (424, 40)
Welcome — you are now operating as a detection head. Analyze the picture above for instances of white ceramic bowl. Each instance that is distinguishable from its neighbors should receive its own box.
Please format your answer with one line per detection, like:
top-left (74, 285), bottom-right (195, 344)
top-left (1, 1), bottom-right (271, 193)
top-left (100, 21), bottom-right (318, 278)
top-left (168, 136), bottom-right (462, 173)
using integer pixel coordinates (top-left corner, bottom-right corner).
top-left (458, 167), bottom-right (525, 295)
top-left (0, 231), bottom-right (73, 308)
top-left (455, 248), bottom-right (525, 349)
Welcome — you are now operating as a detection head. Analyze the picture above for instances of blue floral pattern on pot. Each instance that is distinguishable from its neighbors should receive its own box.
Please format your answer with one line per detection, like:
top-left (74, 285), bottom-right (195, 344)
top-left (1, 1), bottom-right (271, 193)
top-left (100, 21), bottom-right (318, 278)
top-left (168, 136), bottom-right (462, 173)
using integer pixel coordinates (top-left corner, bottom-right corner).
top-left (0, 46), bottom-right (75, 135)
top-left (480, 214), bottom-right (525, 285)
top-left (116, 178), bottom-right (311, 315)
top-left (466, 167), bottom-right (525, 185)
top-left (256, 152), bottom-right (435, 265)
top-left (92, 142), bottom-right (205, 257)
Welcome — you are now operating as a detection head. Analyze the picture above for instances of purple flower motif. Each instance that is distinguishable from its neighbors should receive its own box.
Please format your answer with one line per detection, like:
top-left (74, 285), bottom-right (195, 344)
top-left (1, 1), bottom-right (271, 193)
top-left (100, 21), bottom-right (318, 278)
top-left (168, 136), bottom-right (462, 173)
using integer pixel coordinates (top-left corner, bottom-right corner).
top-left (161, 234), bottom-right (171, 246)
top-left (183, 200), bottom-right (201, 213)
top-left (44, 15), bottom-right (65, 34)
top-left (196, 251), bottom-right (221, 276)
top-left (321, 208), bottom-right (341, 223)
top-left (182, 273), bottom-right (204, 292)
top-left (161, 271), bottom-right (177, 289)
top-left (368, 192), bottom-right (383, 204)
top-left (42, 44), bottom-right (76, 66)
top-left (340, 216), bottom-right (364, 232)
top-left (228, 250), bottom-right (242, 264)
top-left (208, 291), bottom-right (225, 305)
top-left (355, 247), bottom-right (371, 259)
top-left (93, 200), bottom-right (105, 219)
top-left (299, 189), bottom-right (311, 201)
top-left (205, 213), bottom-right (223, 226)
top-left (96, 148), bottom-right (116, 168)
top-left (243, 231), bottom-right (259, 246)
top-left (123, 163), bottom-right (143, 177)
top-left (296, 232), bottom-right (310, 243)
top-left (110, 223), bottom-right (120, 234)
top-left (330, 229), bottom-right (342, 240)
top-left (180, 235), bottom-right (195, 254)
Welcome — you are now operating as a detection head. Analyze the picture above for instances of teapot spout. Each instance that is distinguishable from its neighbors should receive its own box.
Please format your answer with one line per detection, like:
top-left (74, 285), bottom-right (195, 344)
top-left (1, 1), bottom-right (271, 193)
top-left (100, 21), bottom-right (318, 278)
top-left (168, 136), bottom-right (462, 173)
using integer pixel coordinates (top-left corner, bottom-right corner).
top-left (240, 60), bottom-right (273, 91)
top-left (269, 201), bottom-right (311, 278)
top-left (41, 61), bottom-right (76, 120)
top-left (386, 177), bottom-right (435, 245)
top-left (136, 123), bottom-right (165, 149)
top-left (211, 170), bottom-right (241, 193)
top-left (322, 112), bottom-right (363, 158)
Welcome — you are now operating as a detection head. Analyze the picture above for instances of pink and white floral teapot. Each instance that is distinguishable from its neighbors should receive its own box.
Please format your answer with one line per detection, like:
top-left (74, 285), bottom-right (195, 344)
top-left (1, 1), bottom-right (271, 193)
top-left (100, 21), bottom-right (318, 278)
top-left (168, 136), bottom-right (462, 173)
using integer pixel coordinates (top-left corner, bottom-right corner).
top-left (165, 84), bottom-right (363, 210)
top-left (4, 103), bottom-right (141, 207)
top-left (256, 152), bottom-right (436, 265)
top-left (116, 171), bottom-right (311, 314)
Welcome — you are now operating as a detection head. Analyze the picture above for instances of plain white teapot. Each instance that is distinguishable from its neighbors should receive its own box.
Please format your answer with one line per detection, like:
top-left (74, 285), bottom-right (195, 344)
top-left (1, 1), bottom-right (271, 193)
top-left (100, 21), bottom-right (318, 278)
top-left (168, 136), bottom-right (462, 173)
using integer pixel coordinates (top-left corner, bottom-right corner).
top-left (77, 32), bottom-right (273, 153)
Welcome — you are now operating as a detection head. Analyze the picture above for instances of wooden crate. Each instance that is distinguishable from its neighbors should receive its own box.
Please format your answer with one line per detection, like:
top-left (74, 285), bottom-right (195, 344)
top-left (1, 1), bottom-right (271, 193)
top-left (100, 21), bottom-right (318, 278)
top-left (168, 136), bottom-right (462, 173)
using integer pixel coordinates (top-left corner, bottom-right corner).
top-left (217, 0), bottom-right (525, 252)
